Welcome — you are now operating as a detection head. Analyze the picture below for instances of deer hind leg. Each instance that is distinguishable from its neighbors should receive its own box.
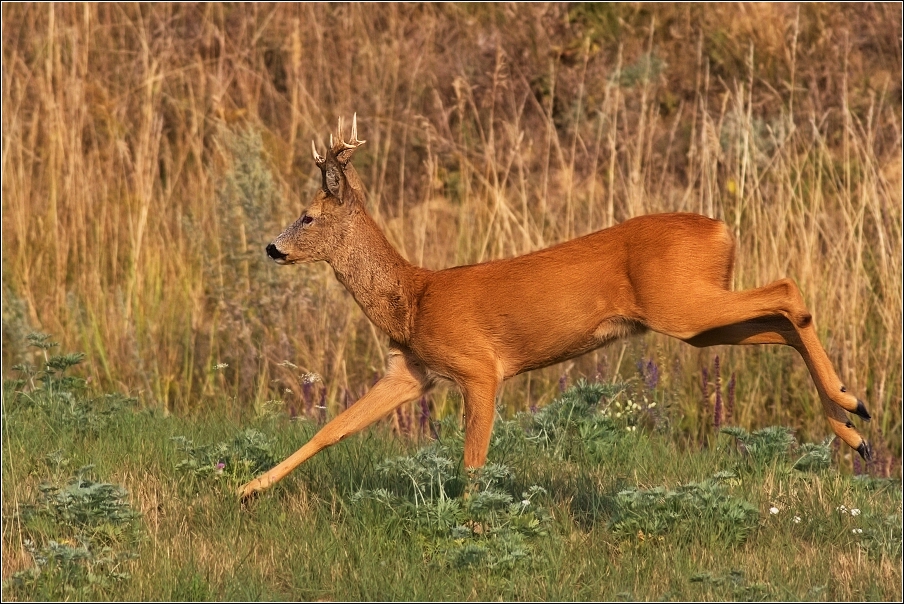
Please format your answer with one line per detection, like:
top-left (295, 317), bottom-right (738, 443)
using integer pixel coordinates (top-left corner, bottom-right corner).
top-left (238, 349), bottom-right (430, 500)
top-left (650, 278), bottom-right (871, 459)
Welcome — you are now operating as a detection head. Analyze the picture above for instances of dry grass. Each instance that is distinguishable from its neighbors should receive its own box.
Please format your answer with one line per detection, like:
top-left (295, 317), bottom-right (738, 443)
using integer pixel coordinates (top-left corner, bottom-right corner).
top-left (2, 4), bottom-right (901, 458)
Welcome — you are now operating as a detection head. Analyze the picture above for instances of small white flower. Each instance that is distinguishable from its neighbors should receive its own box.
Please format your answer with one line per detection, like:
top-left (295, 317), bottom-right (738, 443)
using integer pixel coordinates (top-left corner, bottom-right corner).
top-left (769, 506), bottom-right (779, 515)
top-left (837, 505), bottom-right (848, 514)
top-left (648, 402), bottom-right (657, 409)
top-left (793, 516), bottom-right (801, 524)
top-left (521, 499), bottom-right (531, 507)
top-left (615, 412), bottom-right (622, 418)
top-left (214, 362), bottom-right (229, 371)
top-left (852, 528), bottom-right (863, 534)
top-left (850, 508), bottom-right (861, 517)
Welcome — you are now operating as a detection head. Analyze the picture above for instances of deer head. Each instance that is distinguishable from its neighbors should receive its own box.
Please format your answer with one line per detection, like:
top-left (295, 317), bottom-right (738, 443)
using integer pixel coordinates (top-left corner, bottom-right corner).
top-left (266, 114), bottom-right (366, 265)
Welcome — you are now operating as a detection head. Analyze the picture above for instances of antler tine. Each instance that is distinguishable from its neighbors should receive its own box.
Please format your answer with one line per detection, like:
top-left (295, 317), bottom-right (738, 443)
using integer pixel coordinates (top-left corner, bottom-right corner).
top-left (311, 140), bottom-right (325, 165)
top-left (349, 112), bottom-right (366, 146)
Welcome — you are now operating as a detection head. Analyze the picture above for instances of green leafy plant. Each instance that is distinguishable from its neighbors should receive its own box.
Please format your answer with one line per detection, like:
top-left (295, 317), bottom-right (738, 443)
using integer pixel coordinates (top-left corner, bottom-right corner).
top-left (4, 333), bottom-right (135, 436)
top-left (6, 468), bottom-right (141, 599)
top-left (722, 426), bottom-right (833, 473)
top-left (6, 333), bottom-right (87, 407)
top-left (352, 442), bottom-right (552, 569)
top-left (21, 467), bottom-right (141, 546)
top-left (608, 472), bottom-right (759, 546)
top-left (172, 428), bottom-right (279, 484)
top-left (525, 380), bottom-right (637, 457)
top-left (791, 439), bottom-right (833, 473)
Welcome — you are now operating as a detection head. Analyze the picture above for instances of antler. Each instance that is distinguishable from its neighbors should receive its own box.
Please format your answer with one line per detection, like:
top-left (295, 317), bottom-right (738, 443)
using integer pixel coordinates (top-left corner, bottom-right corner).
top-left (329, 113), bottom-right (366, 162)
top-left (312, 114), bottom-right (366, 182)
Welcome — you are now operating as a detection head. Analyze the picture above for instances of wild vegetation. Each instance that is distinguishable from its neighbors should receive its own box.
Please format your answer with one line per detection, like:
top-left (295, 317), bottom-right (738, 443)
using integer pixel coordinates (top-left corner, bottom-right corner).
top-left (1, 3), bottom-right (901, 598)
top-left (2, 3), bottom-right (900, 456)
top-left (2, 337), bottom-right (900, 600)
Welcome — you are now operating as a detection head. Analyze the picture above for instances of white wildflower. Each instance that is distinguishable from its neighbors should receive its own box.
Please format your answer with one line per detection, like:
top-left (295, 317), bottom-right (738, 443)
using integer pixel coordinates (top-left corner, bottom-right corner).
top-left (852, 528), bottom-right (863, 534)
top-left (793, 516), bottom-right (801, 524)
top-left (850, 508), bottom-right (861, 517)
top-left (769, 506), bottom-right (779, 515)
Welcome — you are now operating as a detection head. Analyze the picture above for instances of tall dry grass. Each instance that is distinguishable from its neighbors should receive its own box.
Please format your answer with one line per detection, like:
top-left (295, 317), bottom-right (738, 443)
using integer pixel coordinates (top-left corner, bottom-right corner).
top-left (2, 4), bottom-right (901, 459)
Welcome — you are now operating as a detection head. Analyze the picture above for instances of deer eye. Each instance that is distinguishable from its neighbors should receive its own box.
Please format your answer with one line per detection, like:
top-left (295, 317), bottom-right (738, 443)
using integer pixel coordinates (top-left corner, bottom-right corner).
top-left (301, 215), bottom-right (314, 226)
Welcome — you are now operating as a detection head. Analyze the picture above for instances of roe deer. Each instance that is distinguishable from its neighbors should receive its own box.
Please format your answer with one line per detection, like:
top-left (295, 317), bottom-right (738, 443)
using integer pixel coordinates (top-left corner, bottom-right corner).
top-left (238, 115), bottom-right (872, 500)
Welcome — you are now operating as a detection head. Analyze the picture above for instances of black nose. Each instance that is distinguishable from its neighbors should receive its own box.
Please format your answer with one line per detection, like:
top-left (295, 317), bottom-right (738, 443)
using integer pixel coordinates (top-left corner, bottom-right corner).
top-left (266, 243), bottom-right (287, 260)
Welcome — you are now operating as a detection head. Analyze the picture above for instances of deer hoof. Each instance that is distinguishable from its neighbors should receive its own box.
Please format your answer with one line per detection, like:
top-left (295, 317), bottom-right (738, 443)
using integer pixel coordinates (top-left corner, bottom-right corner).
top-left (237, 482), bottom-right (261, 503)
top-left (854, 399), bottom-right (871, 421)
top-left (856, 441), bottom-right (873, 462)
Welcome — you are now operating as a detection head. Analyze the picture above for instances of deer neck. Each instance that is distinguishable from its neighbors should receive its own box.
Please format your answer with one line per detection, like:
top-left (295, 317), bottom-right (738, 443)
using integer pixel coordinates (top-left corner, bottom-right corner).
top-left (327, 209), bottom-right (426, 344)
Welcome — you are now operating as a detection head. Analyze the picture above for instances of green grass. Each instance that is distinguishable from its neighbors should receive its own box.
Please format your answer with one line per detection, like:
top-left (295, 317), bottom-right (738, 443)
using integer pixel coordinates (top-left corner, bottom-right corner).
top-left (3, 342), bottom-right (900, 601)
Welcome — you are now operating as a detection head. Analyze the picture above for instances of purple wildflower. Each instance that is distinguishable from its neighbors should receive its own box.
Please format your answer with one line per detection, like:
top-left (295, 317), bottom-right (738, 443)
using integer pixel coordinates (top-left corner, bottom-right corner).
top-left (419, 396), bottom-right (431, 437)
top-left (396, 406), bottom-right (410, 436)
top-left (559, 373), bottom-right (568, 393)
top-left (643, 358), bottom-right (660, 390)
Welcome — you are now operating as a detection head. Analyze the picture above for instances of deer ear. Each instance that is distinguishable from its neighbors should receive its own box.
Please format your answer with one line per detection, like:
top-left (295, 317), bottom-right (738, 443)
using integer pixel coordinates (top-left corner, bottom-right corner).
top-left (324, 161), bottom-right (348, 203)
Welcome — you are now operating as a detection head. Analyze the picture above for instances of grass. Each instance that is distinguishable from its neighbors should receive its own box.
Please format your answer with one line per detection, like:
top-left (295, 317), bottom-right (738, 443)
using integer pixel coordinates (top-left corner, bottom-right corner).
top-left (1, 4), bottom-right (901, 464)
top-left (2, 339), bottom-right (901, 601)
top-left (2, 6), bottom-right (902, 596)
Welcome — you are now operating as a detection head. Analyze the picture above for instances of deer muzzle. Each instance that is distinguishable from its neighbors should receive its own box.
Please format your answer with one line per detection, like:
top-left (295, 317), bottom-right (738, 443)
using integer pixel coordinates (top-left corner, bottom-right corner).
top-left (266, 243), bottom-right (288, 263)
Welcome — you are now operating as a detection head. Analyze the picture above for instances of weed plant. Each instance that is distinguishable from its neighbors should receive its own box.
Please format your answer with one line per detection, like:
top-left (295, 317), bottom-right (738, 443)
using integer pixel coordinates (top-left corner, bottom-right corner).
top-left (2, 339), bottom-right (901, 600)
top-left (1, 4), bottom-right (900, 462)
top-left (5, 467), bottom-right (141, 600)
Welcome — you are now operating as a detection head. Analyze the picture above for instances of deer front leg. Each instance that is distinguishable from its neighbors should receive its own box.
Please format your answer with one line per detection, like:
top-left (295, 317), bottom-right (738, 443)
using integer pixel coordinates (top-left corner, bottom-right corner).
top-left (238, 349), bottom-right (429, 500)
top-left (461, 377), bottom-right (501, 470)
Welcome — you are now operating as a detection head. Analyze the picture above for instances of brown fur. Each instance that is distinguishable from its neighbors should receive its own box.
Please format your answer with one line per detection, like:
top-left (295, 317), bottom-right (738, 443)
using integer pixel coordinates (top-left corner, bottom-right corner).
top-left (240, 119), bottom-right (871, 499)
